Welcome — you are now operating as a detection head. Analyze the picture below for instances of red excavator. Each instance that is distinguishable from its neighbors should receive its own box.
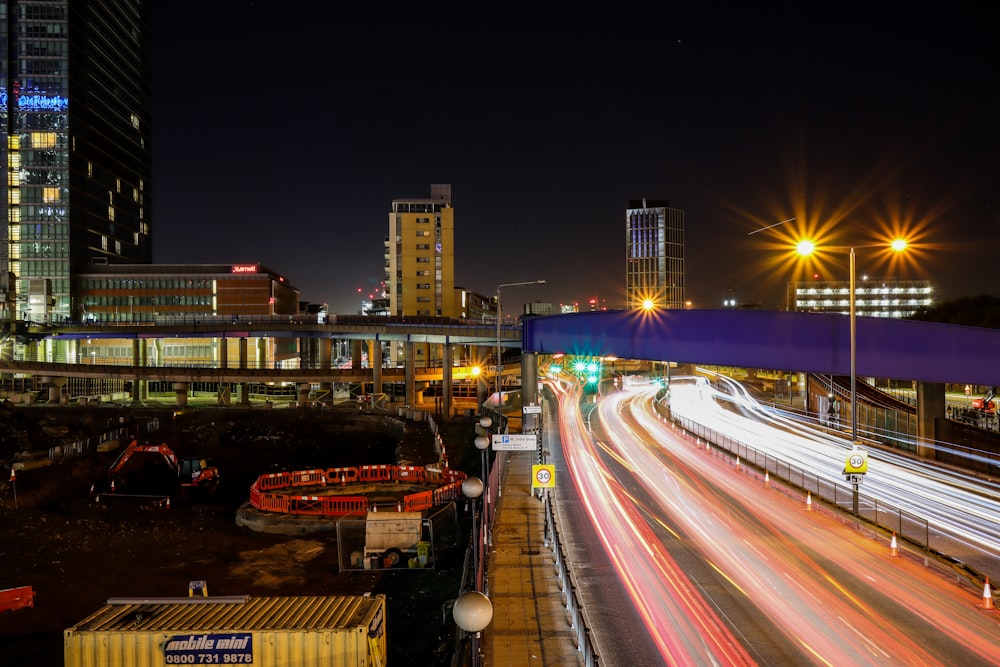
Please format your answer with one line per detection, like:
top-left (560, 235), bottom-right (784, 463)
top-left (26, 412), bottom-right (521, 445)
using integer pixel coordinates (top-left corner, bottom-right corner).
top-left (972, 387), bottom-right (996, 414)
top-left (100, 440), bottom-right (220, 499)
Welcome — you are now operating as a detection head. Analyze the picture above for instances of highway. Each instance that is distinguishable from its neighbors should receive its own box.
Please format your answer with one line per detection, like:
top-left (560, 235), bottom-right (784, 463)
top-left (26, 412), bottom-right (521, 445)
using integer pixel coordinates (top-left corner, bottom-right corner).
top-left (552, 379), bottom-right (1000, 665)
top-left (669, 373), bottom-right (1000, 581)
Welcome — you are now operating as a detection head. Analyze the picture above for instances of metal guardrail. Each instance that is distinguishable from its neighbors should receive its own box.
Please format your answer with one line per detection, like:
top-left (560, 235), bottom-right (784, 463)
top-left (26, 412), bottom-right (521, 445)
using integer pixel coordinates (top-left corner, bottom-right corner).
top-left (544, 491), bottom-right (600, 666)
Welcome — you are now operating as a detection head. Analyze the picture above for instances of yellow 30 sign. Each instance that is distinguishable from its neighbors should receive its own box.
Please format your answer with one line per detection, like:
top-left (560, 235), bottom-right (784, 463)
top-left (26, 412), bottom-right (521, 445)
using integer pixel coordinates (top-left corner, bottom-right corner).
top-left (843, 449), bottom-right (869, 475)
top-left (532, 464), bottom-right (555, 489)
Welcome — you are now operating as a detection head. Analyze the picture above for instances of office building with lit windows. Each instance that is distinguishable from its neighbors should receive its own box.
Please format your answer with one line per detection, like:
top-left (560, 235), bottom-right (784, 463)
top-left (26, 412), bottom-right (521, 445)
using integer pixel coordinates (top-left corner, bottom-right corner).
top-left (1, 0), bottom-right (152, 324)
top-left (385, 184), bottom-right (456, 318)
top-left (625, 199), bottom-right (685, 309)
top-left (788, 278), bottom-right (933, 318)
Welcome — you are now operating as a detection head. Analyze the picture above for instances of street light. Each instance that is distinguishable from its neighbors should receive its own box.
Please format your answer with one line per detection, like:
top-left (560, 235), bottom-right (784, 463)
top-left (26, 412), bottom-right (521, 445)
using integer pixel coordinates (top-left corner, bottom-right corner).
top-left (453, 589), bottom-right (493, 667)
top-left (495, 280), bottom-right (545, 433)
top-left (461, 476), bottom-right (484, 591)
top-left (796, 240), bottom-right (908, 443)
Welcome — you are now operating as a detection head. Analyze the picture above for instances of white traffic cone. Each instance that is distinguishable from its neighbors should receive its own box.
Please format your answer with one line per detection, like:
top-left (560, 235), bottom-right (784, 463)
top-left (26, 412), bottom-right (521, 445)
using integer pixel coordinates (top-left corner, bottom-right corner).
top-left (764, 471), bottom-right (770, 488)
top-left (980, 578), bottom-right (995, 610)
top-left (735, 457), bottom-right (741, 469)
top-left (889, 533), bottom-right (899, 557)
top-left (806, 492), bottom-right (813, 511)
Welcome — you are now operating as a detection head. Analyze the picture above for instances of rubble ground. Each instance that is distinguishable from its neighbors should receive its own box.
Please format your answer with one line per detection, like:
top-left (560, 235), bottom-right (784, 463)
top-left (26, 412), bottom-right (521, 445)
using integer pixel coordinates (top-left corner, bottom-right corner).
top-left (0, 404), bottom-right (475, 667)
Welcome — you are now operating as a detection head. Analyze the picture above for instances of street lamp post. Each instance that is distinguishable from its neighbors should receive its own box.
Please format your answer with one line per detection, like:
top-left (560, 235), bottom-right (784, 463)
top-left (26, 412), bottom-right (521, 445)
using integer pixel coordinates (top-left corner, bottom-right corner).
top-left (462, 476), bottom-right (484, 590)
top-left (474, 417), bottom-right (492, 554)
top-left (849, 247), bottom-right (857, 443)
top-left (495, 280), bottom-right (545, 433)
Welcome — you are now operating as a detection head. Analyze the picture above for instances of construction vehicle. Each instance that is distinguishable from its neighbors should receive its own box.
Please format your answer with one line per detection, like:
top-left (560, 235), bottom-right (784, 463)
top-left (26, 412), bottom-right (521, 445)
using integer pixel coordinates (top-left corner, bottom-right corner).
top-left (100, 440), bottom-right (220, 499)
top-left (972, 387), bottom-right (996, 413)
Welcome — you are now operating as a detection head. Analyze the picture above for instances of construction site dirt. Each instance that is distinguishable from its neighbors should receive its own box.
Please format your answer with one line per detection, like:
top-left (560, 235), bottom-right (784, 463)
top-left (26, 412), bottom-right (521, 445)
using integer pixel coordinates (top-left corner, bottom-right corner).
top-left (0, 403), bottom-right (476, 666)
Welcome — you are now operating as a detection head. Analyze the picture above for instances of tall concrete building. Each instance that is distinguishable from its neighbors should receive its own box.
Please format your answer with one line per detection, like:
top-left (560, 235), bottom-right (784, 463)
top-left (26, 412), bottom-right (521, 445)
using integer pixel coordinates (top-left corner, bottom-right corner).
top-left (1, 0), bottom-right (152, 324)
top-left (386, 184), bottom-right (456, 318)
top-left (625, 199), bottom-right (685, 309)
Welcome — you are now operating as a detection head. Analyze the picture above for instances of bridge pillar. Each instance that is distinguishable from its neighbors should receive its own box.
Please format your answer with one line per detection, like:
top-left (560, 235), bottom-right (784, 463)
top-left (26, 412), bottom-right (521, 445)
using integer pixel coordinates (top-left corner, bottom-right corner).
top-left (372, 339), bottom-right (383, 398)
top-left (404, 341), bottom-right (416, 407)
top-left (319, 338), bottom-right (333, 406)
top-left (351, 339), bottom-right (363, 369)
top-left (173, 382), bottom-right (189, 407)
top-left (131, 339), bottom-right (146, 402)
top-left (43, 376), bottom-right (67, 405)
top-left (219, 336), bottom-right (229, 368)
top-left (239, 338), bottom-right (248, 369)
top-left (297, 383), bottom-right (312, 407)
top-left (522, 352), bottom-right (539, 431)
top-left (442, 342), bottom-right (453, 417)
top-left (239, 383), bottom-right (250, 406)
top-left (916, 381), bottom-right (945, 458)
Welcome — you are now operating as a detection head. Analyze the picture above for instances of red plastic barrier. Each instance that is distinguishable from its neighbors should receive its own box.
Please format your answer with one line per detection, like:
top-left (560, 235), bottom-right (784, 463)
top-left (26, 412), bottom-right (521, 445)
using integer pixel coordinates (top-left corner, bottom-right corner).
top-left (0, 585), bottom-right (34, 613)
top-left (327, 466), bottom-right (359, 484)
top-left (289, 469), bottom-right (327, 487)
top-left (248, 464), bottom-right (467, 517)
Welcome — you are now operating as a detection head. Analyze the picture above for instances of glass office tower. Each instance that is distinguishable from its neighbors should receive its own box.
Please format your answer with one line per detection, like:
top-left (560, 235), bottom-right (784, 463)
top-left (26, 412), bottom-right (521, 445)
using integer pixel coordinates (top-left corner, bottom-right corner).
top-left (626, 198), bottom-right (685, 309)
top-left (1, 0), bottom-right (152, 324)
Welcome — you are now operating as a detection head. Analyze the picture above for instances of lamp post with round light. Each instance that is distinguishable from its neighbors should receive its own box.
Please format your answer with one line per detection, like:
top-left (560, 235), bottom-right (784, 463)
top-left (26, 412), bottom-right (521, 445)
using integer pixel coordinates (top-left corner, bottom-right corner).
top-left (462, 476), bottom-right (484, 590)
top-left (474, 416), bottom-right (493, 562)
top-left (453, 590), bottom-right (493, 667)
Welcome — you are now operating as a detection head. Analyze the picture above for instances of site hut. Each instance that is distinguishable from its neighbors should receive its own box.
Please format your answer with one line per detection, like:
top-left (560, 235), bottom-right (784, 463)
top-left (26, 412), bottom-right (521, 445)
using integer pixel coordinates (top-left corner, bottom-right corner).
top-left (64, 594), bottom-right (386, 667)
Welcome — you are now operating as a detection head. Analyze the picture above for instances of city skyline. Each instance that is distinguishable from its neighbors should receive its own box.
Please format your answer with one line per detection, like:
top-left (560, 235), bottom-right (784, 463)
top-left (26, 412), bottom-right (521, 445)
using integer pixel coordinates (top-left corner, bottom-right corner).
top-left (151, 3), bottom-right (997, 314)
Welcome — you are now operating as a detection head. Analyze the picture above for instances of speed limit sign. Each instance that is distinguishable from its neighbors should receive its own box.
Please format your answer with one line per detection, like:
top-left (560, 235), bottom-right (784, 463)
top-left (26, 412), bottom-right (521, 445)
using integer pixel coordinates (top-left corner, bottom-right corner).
top-left (532, 464), bottom-right (555, 489)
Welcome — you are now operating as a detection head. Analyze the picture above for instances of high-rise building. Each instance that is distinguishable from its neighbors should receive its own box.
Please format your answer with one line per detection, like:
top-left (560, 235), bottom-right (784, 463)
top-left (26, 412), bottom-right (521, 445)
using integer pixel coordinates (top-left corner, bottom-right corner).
top-left (1, 0), bottom-right (152, 324)
top-left (386, 184), bottom-right (456, 318)
top-left (625, 199), bottom-right (684, 309)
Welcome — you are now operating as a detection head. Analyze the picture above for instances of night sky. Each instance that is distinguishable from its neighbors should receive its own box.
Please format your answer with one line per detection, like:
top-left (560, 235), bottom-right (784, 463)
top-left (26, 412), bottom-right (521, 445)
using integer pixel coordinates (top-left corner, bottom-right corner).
top-left (152, 2), bottom-right (998, 315)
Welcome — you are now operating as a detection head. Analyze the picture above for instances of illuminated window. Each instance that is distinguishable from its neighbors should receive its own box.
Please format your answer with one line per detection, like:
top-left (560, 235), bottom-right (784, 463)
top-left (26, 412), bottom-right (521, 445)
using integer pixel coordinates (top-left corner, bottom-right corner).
top-left (31, 132), bottom-right (56, 149)
top-left (43, 187), bottom-right (59, 203)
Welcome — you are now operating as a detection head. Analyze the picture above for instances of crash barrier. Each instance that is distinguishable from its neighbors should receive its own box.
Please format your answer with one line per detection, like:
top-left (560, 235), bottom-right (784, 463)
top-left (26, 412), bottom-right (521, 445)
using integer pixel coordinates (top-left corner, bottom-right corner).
top-left (249, 463), bottom-right (467, 518)
top-left (664, 404), bottom-right (1000, 592)
top-left (545, 496), bottom-right (600, 667)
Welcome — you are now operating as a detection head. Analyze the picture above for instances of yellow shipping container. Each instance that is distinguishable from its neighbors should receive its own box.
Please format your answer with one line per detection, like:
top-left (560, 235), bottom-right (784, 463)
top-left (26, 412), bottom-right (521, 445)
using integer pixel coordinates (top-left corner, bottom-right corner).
top-left (64, 594), bottom-right (386, 667)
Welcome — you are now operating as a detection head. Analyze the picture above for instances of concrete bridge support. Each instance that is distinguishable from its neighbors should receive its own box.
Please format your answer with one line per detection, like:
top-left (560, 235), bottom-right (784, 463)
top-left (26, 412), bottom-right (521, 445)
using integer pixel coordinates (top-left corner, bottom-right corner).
top-left (522, 352), bottom-right (539, 432)
top-left (174, 382), bottom-right (189, 407)
top-left (404, 341), bottom-right (415, 407)
top-left (442, 342), bottom-right (453, 417)
top-left (131, 338), bottom-right (147, 402)
top-left (319, 338), bottom-right (333, 405)
top-left (297, 382), bottom-right (311, 407)
top-left (916, 381), bottom-right (945, 458)
top-left (219, 336), bottom-right (229, 368)
top-left (43, 376), bottom-right (67, 404)
top-left (372, 339), bottom-right (382, 396)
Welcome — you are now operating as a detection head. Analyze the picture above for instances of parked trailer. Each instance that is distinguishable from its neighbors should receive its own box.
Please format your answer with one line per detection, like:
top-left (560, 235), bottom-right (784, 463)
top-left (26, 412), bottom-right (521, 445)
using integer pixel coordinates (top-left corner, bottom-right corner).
top-left (64, 594), bottom-right (386, 667)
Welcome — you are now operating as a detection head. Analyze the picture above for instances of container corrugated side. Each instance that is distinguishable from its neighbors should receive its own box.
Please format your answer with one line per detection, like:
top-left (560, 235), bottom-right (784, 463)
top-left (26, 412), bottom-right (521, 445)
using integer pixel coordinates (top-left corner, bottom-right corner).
top-left (65, 595), bottom-right (387, 667)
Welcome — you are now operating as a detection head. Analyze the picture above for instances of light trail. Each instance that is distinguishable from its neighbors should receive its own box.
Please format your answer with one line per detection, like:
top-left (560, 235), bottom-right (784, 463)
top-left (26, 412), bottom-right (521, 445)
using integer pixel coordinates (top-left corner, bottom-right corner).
top-left (555, 378), bottom-right (1000, 664)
